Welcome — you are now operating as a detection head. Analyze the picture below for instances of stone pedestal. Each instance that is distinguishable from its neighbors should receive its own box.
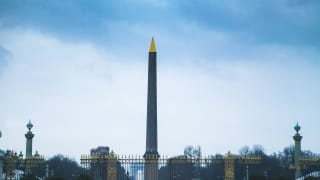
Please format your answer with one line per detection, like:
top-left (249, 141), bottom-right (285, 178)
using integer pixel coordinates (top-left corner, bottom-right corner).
top-left (144, 155), bottom-right (159, 180)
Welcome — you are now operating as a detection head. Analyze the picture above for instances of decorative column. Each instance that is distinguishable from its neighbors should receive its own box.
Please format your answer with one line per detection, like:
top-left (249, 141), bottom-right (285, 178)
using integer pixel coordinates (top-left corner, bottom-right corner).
top-left (25, 121), bottom-right (34, 175)
top-left (224, 151), bottom-right (235, 180)
top-left (293, 123), bottom-right (302, 179)
top-left (25, 121), bottom-right (34, 158)
top-left (144, 37), bottom-right (160, 180)
top-left (107, 152), bottom-right (117, 180)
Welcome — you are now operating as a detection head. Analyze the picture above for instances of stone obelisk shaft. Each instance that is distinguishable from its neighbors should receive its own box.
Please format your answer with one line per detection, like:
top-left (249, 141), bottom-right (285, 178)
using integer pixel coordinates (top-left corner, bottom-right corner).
top-left (144, 37), bottom-right (159, 180)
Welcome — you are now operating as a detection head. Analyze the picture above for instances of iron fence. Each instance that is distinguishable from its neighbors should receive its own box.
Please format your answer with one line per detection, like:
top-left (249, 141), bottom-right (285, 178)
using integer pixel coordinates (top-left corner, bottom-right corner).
top-left (80, 154), bottom-right (260, 180)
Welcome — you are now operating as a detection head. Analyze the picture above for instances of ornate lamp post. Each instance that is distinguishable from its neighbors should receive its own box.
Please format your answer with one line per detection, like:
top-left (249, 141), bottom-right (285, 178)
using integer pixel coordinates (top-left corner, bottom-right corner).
top-left (23, 121), bottom-right (44, 176)
top-left (0, 123), bottom-right (44, 179)
top-left (289, 123), bottom-right (320, 179)
top-left (293, 123), bottom-right (302, 179)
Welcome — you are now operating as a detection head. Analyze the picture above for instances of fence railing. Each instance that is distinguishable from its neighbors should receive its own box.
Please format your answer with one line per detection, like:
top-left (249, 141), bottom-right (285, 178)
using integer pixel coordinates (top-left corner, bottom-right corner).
top-left (80, 154), bottom-right (261, 180)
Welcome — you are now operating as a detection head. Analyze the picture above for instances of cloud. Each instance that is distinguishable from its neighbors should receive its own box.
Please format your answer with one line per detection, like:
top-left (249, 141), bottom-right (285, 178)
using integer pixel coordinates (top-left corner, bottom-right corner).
top-left (0, 46), bottom-right (11, 74)
top-left (0, 29), bottom-right (153, 158)
top-left (1, 0), bottom-right (319, 48)
top-left (0, 1), bottom-right (319, 159)
top-left (174, 0), bottom-right (320, 47)
top-left (0, 0), bottom-right (172, 44)
top-left (0, 30), bottom-right (319, 159)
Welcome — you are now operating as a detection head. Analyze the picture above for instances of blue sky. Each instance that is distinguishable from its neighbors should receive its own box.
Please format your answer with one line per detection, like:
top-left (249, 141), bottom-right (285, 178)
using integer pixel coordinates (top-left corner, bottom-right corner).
top-left (0, 0), bottom-right (319, 159)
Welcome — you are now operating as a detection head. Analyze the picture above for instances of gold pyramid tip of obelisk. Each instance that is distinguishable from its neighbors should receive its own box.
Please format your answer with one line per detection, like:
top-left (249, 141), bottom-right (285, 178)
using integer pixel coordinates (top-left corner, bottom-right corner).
top-left (149, 37), bottom-right (156, 53)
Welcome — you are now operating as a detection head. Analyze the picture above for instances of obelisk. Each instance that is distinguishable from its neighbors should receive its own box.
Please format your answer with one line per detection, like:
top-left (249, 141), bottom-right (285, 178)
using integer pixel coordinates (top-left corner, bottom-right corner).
top-left (144, 37), bottom-right (159, 180)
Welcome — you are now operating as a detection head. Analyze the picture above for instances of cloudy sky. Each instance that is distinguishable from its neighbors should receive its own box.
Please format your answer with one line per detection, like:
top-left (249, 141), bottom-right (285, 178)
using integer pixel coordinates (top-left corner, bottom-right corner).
top-left (0, 0), bottom-right (319, 160)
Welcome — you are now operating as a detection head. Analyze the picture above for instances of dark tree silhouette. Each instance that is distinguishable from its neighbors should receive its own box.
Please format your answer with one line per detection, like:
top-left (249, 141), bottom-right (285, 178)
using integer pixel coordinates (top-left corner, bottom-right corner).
top-left (20, 174), bottom-right (38, 180)
top-left (76, 174), bottom-right (94, 180)
top-left (45, 176), bottom-right (65, 180)
top-left (45, 154), bottom-right (83, 179)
